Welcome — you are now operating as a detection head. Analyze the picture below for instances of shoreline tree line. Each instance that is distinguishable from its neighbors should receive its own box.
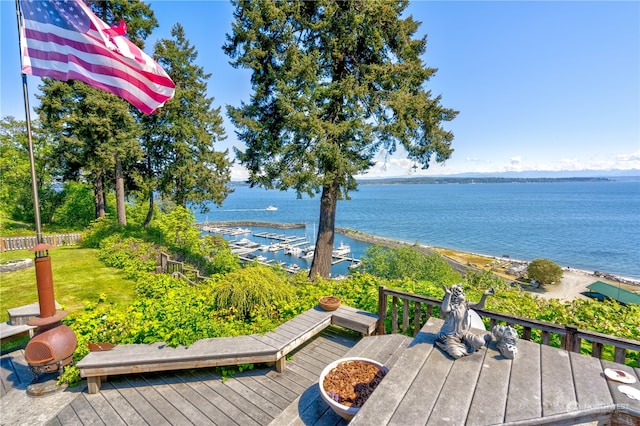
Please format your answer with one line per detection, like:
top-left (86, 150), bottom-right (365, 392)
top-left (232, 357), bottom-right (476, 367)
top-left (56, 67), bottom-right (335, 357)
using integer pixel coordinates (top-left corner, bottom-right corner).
top-left (3, 0), bottom-right (456, 279)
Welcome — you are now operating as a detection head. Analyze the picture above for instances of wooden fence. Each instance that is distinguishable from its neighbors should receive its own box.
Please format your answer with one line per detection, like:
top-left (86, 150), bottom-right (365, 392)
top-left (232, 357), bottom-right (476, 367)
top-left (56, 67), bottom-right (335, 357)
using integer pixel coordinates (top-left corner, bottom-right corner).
top-left (0, 233), bottom-right (82, 252)
top-left (377, 285), bottom-right (640, 367)
top-left (158, 252), bottom-right (208, 285)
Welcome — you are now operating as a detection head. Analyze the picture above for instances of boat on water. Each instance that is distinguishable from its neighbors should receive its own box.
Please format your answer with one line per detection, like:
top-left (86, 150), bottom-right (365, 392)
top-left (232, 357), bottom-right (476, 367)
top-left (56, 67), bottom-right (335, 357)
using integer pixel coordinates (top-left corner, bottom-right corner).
top-left (332, 242), bottom-right (351, 257)
top-left (235, 237), bottom-right (259, 248)
top-left (285, 246), bottom-right (303, 256)
top-left (266, 205), bottom-right (278, 211)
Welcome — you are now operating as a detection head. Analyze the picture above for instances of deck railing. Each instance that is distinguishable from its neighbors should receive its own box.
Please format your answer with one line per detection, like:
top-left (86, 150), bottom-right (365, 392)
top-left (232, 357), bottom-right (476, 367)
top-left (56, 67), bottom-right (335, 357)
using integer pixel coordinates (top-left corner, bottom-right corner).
top-left (0, 233), bottom-right (82, 252)
top-left (377, 285), bottom-right (640, 367)
top-left (159, 252), bottom-right (208, 284)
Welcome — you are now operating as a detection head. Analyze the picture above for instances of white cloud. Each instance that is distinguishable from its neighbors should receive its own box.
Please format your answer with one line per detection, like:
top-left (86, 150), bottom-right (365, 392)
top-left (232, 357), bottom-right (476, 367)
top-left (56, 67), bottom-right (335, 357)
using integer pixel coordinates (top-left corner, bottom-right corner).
top-left (230, 149), bottom-right (640, 181)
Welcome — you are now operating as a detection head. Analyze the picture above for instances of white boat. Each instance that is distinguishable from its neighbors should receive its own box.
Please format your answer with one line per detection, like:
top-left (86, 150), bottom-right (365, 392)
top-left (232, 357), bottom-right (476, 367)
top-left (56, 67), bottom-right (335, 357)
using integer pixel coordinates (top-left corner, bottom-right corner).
top-left (266, 205), bottom-right (278, 211)
top-left (302, 250), bottom-right (314, 260)
top-left (332, 242), bottom-right (351, 257)
top-left (285, 246), bottom-right (302, 256)
top-left (236, 237), bottom-right (253, 246)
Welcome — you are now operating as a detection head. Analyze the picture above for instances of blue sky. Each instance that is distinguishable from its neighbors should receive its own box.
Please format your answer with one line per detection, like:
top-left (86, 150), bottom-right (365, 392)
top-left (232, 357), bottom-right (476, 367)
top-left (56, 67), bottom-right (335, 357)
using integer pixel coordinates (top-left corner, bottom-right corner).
top-left (1, 1), bottom-right (638, 179)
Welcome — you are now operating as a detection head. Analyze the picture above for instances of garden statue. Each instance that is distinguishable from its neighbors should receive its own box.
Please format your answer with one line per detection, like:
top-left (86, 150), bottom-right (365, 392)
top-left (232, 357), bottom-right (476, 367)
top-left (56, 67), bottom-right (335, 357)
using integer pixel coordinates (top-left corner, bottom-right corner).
top-left (492, 324), bottom-right (519, 359)
top-left (436, 284), bottom-right (494, 359)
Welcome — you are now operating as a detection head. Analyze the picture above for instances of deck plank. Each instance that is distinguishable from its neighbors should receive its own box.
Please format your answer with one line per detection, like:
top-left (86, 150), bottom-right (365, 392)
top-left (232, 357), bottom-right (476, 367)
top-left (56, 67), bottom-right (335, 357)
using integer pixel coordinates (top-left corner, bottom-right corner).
top-left (504, 338), bottom-right (542, 423)
top-left (388, 342), bottom-right (450, 426)
top-left (112, 376), bottom-right (172, 425)
top-left (125, 374), bottom-right (191, 425)
top-left (52, 403), bottom-right (84, 426)
top-left (225, 376), bottom-right (282, 418)
top-left (187, 377), bottom-right (260, 426)
top-left (601, 359), bottom-right (640, 418)
top-left (78, 393), bottom-right (126, 426)
top-left (166, 370), bottom-right (242, 425)
top-left (540, 344), bottom-right (576, 417)
top-left (98, 380), bottom-right (150, 425)
top-left (427, 346), bottom-right (488, 425)
top-left (235, 375), bottom-right (291, 410)
top-left (68, 394), bottom-right (105, 425)
top-left (240, 371), bottom-right (300, 402)
top-left (144, 372), bottom-right (222, 425)
top-left (465, 341), bottom-right (513, 426)
top-left (350, 318), bottom-right (442, 426)
top-left (570, 352), bottom-right (613, 412)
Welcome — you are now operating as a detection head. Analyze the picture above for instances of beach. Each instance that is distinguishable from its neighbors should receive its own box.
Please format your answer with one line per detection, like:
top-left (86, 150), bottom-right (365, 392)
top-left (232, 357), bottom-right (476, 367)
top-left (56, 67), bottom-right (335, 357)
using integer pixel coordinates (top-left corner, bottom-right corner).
top-left (337, 227), bottom-right (640, 302)
top-left (201, 222), bottom-right (640, 302)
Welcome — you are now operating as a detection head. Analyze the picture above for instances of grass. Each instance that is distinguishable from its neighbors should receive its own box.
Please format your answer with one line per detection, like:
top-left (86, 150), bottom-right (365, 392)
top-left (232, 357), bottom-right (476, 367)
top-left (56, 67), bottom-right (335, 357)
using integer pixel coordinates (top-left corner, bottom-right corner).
top-left (0, 246), bottom-right (136, 323)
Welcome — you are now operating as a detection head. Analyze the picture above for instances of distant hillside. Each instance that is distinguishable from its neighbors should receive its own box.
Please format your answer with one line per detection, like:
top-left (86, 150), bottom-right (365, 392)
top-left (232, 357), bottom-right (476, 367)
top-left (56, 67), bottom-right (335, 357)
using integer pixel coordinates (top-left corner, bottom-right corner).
top-left (230, 169), bottom-right (639, 184)
top-left (357, 169), bottom-right (640, 185)
top-left (356, 176), bottom-right (615, 185)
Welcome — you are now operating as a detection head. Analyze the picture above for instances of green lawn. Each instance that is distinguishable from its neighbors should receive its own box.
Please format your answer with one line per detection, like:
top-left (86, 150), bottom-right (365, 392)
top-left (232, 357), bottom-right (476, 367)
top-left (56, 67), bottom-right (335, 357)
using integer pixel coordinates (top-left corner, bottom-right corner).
top-left (0, 246), bottom-right (136, 323)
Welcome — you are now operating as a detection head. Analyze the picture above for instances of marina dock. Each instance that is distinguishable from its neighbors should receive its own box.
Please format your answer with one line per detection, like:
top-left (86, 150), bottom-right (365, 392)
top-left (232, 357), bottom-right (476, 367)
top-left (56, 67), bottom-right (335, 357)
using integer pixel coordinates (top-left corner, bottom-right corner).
top-left (206, 226), bottom-right (361, 274)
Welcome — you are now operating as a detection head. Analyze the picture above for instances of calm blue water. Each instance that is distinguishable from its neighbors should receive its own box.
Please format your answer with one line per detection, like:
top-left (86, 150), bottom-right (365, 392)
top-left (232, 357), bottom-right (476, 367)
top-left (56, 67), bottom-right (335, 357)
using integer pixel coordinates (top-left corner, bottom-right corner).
top-left (194, 181), bottom-right (640, 280)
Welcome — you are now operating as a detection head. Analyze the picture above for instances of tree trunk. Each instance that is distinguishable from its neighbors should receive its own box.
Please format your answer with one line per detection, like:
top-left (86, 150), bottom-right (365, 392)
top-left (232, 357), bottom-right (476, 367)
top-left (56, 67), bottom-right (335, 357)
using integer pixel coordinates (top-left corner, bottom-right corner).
top-left (309, 182), bottom-right (338, 279)
top-left (94, 172), bottom-right (106, 218)
top-left (143, 190), bottom-right (154, 228)
top-left (115, 156), bottom-right (127, 225)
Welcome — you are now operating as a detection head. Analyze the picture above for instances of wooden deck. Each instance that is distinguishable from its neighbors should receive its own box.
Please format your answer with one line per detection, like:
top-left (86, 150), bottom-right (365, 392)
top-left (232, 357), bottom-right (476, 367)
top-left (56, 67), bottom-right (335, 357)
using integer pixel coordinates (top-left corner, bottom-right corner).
top-left (2, 319), bottom-right (640, 425)
top-left (2, 326), bottom-right (363, 425)
top-left (350, 318), bottom-right (640, 426)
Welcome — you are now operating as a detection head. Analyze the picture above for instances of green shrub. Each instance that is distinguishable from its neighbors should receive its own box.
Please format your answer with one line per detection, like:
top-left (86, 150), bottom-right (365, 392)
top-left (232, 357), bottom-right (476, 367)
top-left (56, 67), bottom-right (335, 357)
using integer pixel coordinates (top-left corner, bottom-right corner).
top-left (202, 235), bottom-right (240, 275)
top-left (358, 245), bottom-right (461, 284)
top-left (151, 206), bottom-right (202, 255)
top-left (212, 264), bottom-right (293, 321)
top-left (52, 181), bottom-right (95, 229)
top-left (97, 235), bottom-right (165, 280)
top-left (82, 216), bottom-right (121, 248)
top-left (527, 258), bottom-right (563, 286)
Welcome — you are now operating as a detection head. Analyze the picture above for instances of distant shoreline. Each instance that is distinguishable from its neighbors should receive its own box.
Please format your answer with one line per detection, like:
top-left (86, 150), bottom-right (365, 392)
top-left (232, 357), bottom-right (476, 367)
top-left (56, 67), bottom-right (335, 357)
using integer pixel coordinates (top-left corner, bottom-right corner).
top-left (198, 221), bottom-right (640, 286)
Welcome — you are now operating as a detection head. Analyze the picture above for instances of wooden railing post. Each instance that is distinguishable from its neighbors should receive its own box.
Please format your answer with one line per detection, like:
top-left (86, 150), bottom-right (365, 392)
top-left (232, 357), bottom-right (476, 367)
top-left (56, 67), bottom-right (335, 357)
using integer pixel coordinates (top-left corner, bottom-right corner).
top-left (377, 286), bottom-right (387, 335)
top-left (413, 302), bottom-right (422, 336)
top-left (391, 296), bottom-right (399, 334)
top-left (614, 347), bottom-right (627, 365)
top-left (564, 325), bottom-right (580, 352)
top-left (402, 299), bottom-right (409, 333)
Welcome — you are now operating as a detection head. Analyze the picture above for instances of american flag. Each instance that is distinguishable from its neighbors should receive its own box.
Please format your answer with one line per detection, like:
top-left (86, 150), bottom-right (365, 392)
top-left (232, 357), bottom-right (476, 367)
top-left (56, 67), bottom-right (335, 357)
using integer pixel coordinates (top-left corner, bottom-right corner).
top-left (19, 0), bottom-right (175, 114)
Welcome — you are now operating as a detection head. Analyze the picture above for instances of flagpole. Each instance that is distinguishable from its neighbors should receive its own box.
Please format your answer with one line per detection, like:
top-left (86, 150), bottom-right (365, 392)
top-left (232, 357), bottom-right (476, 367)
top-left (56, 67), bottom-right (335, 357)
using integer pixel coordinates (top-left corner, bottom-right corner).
top-left (15, 0), bottom-right (43, 245)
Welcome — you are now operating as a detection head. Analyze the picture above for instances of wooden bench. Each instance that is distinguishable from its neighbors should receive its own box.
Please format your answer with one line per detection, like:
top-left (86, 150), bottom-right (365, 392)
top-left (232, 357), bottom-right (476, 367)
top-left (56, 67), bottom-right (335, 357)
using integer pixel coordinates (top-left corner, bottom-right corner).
top-left (0, 301), bottom-right (62, 342)
top-left (0, 322), bottom-right (36, 342)
top-left (77, 305), bottom-right (378, 394)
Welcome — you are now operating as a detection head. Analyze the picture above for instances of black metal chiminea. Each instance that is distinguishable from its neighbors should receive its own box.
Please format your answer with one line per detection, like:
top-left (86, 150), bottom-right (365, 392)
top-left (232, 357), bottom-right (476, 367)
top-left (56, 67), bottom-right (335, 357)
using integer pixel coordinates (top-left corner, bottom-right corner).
top-left (24, 244), bottom-right (77, 386)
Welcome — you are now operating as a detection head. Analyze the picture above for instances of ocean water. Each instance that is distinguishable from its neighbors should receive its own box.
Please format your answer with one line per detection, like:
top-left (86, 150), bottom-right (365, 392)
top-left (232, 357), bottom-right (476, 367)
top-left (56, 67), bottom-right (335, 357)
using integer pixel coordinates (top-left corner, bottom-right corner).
top-left (194, 180), bottom-right (640, 279)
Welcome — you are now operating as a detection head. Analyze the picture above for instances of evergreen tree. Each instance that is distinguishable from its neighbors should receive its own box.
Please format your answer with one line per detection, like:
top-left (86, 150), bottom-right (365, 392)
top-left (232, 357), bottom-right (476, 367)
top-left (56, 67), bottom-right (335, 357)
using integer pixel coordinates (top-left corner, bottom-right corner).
top-left (0, 117), bottom-right (57, 224)
top-left (225, 0), bottom-right (458, 278)
top-left (36, 1), bottom-right (157, 225)
top-left (139, 23), bottom-right (232, 225)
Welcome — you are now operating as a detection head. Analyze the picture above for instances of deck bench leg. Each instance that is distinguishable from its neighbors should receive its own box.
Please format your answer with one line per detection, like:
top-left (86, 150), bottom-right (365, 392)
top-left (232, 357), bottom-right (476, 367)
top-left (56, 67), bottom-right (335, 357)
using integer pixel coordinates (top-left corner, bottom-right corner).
top-left (86, 376), bottom-right (102, 394)
top-left (276, 356), bottom-right (285, 373)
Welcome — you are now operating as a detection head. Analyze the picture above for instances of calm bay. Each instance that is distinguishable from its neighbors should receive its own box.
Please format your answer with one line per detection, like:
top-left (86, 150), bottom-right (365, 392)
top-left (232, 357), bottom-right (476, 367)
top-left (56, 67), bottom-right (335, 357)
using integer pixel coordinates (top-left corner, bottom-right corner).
top-left (194, 180), bottom-right (640, 280)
